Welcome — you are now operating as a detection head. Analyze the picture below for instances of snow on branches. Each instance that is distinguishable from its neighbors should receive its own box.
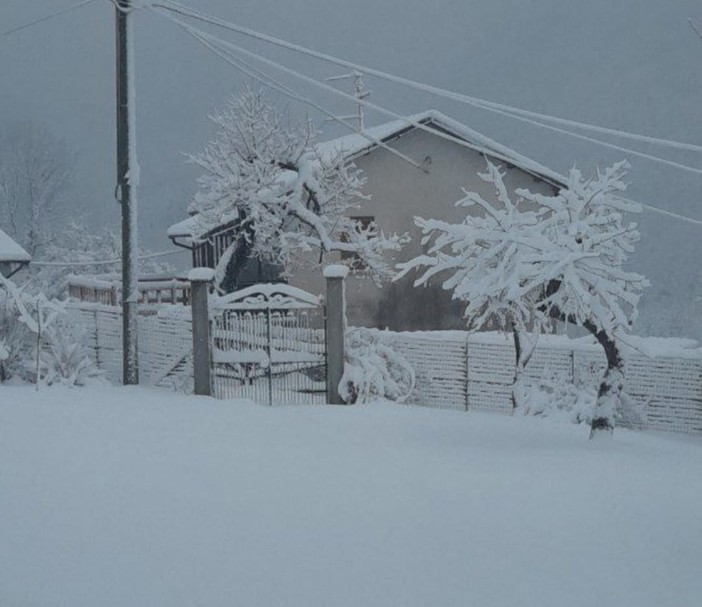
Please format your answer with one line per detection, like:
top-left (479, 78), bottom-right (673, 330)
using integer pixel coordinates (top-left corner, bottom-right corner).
top-left (0, 273), bottom-right (98, 386)
top-left (188, 87), bottom-right (401, 291)
top-left (340, 328), bottom-right (416, 404)
top-left (397, 160), bottom-right (647, 336)
top-left (516, 161), bottom-right (649, 336)
top-left (0, 123), bottom-right (71, 258)
top-left (397, 159), bottom-right (648, 435)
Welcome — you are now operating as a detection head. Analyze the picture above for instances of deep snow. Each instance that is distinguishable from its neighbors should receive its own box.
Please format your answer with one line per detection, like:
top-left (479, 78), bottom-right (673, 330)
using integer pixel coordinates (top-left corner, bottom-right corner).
top-left (1, 383), bottom-right (701, 607)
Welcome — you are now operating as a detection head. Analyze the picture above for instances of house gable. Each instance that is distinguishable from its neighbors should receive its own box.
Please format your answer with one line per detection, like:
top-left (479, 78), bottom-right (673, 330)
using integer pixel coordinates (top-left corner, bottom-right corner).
top-left (317, 110), bottom-right (565, 190)
top-left (340, 122), bottom-right (562, 262)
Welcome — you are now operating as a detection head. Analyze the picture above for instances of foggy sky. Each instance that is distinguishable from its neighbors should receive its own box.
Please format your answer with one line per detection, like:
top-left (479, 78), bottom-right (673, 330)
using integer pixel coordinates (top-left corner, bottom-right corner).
top-left (1, 0), bottom-right (701, 338)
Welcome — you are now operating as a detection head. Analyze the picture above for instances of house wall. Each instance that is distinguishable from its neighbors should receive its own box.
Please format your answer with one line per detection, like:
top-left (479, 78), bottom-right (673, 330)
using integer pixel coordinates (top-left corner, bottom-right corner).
top-left (291, 128), bottom-right (558, 330)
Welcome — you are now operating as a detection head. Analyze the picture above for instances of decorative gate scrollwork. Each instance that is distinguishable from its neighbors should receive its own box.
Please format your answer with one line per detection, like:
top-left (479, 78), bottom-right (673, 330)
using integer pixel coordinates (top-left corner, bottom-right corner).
top-left (210, 284), bottom-right (326, 405)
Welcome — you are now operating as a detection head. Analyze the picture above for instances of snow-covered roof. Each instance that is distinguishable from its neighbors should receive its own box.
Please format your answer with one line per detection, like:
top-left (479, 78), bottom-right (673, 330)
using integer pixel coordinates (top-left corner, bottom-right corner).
top-left (167, 110), bottom-right (566, 240)
top-left (0, 228), bottom-right (31, 263)
top-left (167, 169), bottom-right (299, 240)
top-left (167, 215), bottom-right (200, 239)
top-left (167, 209), bottom-right (241, 240)
top-left (316, 109), bottom-right (566, 187)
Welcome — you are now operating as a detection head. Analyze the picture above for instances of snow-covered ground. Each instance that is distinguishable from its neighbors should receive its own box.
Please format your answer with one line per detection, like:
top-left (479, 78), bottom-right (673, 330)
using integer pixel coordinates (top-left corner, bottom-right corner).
top-left (1, 384), bottom-right (701, 607)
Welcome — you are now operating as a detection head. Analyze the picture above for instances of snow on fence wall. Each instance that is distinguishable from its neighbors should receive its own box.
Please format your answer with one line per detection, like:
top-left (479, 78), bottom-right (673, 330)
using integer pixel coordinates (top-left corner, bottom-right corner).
top-left (374, 330), bottom-right (702, 435)
top-left (68, 304), bottom-right (192, 389)
top-left (69, 301), bottom-right (702, 435)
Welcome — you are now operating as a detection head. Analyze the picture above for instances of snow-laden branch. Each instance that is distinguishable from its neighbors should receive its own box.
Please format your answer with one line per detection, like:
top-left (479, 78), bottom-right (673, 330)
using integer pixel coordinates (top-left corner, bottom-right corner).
top-left (397, 159), bottom-right (649, 435)
top-left (188, 87), bottom-right (403, 290)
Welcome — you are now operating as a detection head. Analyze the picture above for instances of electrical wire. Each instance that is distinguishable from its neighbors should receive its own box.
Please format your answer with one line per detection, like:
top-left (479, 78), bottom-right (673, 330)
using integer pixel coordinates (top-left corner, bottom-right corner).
top-left (636, 203), bottom-right (702, 227)
top-left (152, 2), bottom-right (702, 177)
top-left (153, 0), bottom-right (702, 156)
top-left (156, 9), bottom-right (565, 187)
top-left (157, 9), bottom-right (702, 228)
top-left (1, 0), bottom-right (98, 38)
top-left (30, 248), bottom-right (188, 267)
top-left (175, 17), bottom-right (424, 170)
top-left (458, 99), bottom-right (702, 178)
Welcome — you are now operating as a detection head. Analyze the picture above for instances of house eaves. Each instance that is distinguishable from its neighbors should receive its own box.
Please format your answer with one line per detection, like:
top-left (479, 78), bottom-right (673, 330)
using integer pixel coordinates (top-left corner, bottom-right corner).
top-left (0, 228), bottom-right (31, 264)
top-left (316, 109), bottom-right (566, 189)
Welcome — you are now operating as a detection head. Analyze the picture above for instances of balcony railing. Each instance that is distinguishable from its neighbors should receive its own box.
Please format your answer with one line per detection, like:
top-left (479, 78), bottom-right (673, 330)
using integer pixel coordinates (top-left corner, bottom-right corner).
top-left (67, 274), bottom-right (192, 306)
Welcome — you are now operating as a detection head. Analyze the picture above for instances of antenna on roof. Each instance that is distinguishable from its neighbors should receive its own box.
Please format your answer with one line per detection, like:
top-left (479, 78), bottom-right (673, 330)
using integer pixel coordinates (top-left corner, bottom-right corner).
top-left (325, 71), bottom-right (370, 131)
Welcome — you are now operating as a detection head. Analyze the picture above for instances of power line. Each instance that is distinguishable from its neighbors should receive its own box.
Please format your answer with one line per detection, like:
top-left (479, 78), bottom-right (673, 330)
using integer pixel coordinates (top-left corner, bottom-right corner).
top-left (168, 14), bottom-right (424, 170)
top-left (156, 10), bottom-right (702, 229)
top-left (30, 248), bottom-right (187, 268)
top-left (153, 0), bottom-right (702, 156)
top-left (463, 100), bottom-right (702, 178)
top-left (152, 2), bottom-right (702, 176)
top-left (637, 203), bottom-right (702, 227)
top-left (154, 9), bottom-right (566, 187)
top-left (1, 0), bottom-right (97, 38)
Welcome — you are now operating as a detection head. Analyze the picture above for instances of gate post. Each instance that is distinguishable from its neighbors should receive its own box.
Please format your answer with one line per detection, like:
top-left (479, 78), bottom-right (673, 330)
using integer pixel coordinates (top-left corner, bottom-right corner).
top-left (324, 264), bottom-right (348, 404)
top-left (189, 268), bottom-right (215, 397)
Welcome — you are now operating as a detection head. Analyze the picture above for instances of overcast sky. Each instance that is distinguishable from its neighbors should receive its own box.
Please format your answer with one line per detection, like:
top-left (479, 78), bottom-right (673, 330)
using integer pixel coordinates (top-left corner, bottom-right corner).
top-left (1, 0), bottom-right (701, 337)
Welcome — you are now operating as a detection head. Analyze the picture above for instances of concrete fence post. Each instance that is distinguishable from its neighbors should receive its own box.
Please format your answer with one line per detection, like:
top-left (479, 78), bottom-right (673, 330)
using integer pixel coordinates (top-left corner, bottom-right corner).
top-left (324, 264), bottom-right (349, 404)
top-left (189, 268), bottom-right (215, 397)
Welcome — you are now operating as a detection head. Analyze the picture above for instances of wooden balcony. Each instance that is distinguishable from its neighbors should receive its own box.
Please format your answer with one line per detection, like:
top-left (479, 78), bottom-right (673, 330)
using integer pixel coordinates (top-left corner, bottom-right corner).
top-left (68, 274), bottom-right (192, 306)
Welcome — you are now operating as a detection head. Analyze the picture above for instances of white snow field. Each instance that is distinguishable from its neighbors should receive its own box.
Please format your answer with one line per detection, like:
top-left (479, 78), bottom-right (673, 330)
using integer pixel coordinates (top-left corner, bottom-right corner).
top-left (1, 384), bottom-right (701, 607)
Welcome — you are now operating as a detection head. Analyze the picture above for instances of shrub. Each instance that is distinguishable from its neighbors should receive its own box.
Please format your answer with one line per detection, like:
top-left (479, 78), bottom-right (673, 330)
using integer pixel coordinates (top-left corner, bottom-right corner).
top-left (340, 328), bottom-right (415, 404)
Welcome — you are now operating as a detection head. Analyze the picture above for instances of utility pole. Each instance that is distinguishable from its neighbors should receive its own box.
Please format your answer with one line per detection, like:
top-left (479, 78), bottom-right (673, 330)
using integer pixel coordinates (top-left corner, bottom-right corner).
top-left (115, 0), bottom-right (139, 384)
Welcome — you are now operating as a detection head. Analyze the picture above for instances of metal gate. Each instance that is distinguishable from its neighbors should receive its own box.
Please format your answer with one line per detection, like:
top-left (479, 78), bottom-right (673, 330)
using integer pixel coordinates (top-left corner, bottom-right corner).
top-left (210, 284), bottom-right (326, 405)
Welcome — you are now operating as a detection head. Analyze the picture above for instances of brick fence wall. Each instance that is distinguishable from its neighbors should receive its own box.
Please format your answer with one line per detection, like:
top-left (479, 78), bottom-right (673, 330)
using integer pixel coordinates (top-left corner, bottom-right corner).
top-left (71, 301), bottom-right (702, 435)
top-left (374, 330), bottom-right (702, 435)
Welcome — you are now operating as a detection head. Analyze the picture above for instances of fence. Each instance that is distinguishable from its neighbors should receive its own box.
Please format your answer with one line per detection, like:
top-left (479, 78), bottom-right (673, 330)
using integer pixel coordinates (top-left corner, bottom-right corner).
top-left (68, 303), bottom-right (193, 389)
top-left (372, 329), bottom-right (702, 434)
top-left (68, 273), bottom-right (702, 435)
top-left (68, 275), bottom-right (340, 406)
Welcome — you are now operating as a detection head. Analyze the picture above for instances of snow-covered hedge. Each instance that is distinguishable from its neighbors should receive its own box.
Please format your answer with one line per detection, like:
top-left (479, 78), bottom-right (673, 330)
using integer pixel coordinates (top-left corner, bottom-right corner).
top-left (340, 328), bottom-right (415, 404)
top-left (515, 370), bottom-right (596, 423)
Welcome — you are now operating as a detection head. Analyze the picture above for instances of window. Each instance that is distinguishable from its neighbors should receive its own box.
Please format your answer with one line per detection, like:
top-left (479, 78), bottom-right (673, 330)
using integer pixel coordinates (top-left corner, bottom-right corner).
top-left (340, 216), bottom-right (375, 271)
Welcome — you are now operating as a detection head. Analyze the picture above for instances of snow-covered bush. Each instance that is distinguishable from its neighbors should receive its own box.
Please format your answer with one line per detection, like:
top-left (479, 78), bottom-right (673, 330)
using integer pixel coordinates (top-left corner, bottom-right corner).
top-left (516, 370), bottom-right (596, 424)
top-left (34, 316), bottom-right (100, 386)
top-left (189, 87), bottom-right (402, 292)
top-left (517, 369), bottom-right (645, 429)
top-left (340, 328), bottom-right (415, 404)
top-left (397, 160), bottom-right (648, 436)
top-left (0, 273), bottom-right (97, 386)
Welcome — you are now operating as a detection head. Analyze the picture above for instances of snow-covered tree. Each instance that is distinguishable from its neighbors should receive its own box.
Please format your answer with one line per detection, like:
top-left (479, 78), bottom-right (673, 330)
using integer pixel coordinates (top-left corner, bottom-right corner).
top-left (5, 221), bottom-right (171, 300)
top-left (188, 87), bottom-right (402, 292)
top-left (0, 123), bottom-right (71, 257)
top-left (397, 160), bottom-right (648, 436)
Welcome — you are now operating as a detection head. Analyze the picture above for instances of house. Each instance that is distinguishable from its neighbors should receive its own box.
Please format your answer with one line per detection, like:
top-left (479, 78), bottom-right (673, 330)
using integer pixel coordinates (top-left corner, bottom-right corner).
top-left (300, 110), bottom-right (565, 330)
top-left (167, 207), bottom-right (283, 292)
top-left (168, 110), bottom-right (565, 330)
top-left (0, 228), bottom-right (31, 278)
